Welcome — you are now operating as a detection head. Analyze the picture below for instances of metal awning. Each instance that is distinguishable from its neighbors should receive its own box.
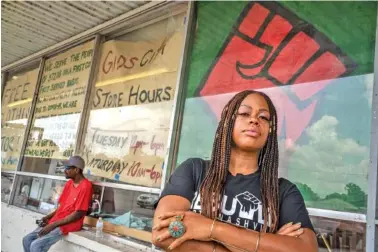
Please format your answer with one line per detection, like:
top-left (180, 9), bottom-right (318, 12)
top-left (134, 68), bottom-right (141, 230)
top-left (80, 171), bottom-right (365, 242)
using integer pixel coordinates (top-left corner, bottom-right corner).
top-left (1, 1), bottom-right (150, 67)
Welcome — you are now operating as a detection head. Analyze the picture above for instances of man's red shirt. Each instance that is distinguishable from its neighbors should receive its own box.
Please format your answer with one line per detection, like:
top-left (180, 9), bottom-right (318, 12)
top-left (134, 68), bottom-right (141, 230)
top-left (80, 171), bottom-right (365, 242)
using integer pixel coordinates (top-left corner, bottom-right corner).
top-left (49, 178), bottom-right (93, 235)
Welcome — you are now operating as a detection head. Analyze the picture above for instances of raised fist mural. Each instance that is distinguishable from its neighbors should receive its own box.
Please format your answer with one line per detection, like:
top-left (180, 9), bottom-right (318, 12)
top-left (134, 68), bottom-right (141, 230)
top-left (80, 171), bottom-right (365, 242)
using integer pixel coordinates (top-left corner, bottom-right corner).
top-left (178, 1), bottom-right (375, 216)
top-left (197, 1), bottom-right (357, 143)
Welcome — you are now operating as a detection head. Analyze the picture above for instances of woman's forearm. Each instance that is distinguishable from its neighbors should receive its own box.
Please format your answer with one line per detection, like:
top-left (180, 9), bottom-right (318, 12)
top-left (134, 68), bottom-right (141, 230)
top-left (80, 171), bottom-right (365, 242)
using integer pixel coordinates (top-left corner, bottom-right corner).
top-left (212, 221), bottom-right (317, 252)
top-left (153, 236), bottom-right (230, 252)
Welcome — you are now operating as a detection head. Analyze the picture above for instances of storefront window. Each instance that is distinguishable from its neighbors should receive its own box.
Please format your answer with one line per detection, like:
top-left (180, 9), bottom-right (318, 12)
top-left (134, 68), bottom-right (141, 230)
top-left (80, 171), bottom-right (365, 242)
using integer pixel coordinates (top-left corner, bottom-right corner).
top-left (176, 1), bottom-right (376, 215)
top-left (1, 172), bottom-right (14, 203)
top-left (12, 174), bottom-right (102, 215)
top-left (98, 188), bottom-right (157, 233)
top-left (21, 41), bottom-right (95, 175)
top-left (13, 175), bottom-right (66, 213)
top-left (81, 13), bottom-right (186, 188)
top-left (311, 216), bottom-right (366, 251)
top-left (1, 68), bottom-right (39, 171)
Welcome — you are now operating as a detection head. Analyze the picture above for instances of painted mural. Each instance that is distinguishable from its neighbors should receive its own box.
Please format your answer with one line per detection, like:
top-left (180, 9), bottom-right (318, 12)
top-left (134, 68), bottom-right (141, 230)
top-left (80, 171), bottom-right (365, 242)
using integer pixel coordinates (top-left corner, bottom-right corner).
top-left (177, 1), bottom-right (377, 216)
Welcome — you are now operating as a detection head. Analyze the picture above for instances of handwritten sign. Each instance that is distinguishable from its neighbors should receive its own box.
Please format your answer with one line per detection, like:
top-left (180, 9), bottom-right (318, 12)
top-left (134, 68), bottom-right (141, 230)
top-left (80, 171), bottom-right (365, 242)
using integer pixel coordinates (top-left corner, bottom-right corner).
top-left (24, 114), bottom-right (80, 159)
top-left (93, 72), bottom-right (177, 109)
top-left (79, 30), bottom-right (184, 187)
top-left (1, 68), bottom-right (39, 170)
top-left (1, 124), bottom-right (26, 170)
top-left (96, 32), bottom-right (183, 85)
top-left (34, 41), bottom-right (94, 119)
top-left (24, 41), bottom-right (94, 160)
top-left (92, 32), bottom-right (183, 111)
top-left (82, 101), bottom-right (173, 188)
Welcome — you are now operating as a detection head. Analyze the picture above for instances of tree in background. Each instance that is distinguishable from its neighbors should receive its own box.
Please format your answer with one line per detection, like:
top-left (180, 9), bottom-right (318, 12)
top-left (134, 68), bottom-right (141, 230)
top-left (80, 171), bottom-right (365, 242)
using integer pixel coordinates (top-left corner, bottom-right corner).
top-left (296, 183), bottom-right (320, 202)
top-left (323, 183), bottom-right (367, 209)
top-left (297, 182), bottom-right (367, 210)
top-left (344, 183), bottom-right (367, 208)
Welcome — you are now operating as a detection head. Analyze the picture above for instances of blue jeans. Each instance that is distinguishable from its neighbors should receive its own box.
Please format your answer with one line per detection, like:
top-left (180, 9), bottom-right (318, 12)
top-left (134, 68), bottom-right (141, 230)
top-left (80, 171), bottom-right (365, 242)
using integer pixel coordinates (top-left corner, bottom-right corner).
top-left (23, 227), bottom-right (63, 252)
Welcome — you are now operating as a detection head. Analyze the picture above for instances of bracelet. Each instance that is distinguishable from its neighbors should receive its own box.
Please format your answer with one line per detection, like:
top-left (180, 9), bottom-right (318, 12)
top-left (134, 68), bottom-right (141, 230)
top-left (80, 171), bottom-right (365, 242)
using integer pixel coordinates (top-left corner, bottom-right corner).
top-left (253, 232), bottom-right (261, 252)
top-left (209, 218), bottom-right (217, 239)
top-left (212, 243), bottom-right (217, 252)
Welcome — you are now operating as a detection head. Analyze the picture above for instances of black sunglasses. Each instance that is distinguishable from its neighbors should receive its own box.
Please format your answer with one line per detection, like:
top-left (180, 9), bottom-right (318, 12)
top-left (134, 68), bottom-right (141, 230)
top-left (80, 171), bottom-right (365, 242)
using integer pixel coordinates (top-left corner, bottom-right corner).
top-left (64, 166), bottom-right (76, 170)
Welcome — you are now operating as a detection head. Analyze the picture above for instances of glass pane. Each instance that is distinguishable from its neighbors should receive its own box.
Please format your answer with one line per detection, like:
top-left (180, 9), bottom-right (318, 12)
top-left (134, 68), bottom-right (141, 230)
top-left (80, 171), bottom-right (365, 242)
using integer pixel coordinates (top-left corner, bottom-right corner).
top-left (311, 216), bottom-right (366, 252)
top-left (88, 184), bottom-right (102, 216)
top-left (1, 68), bottom-right (39, 171)
top-left (1, 172), bottom-right (14, 203)
top-left (97, 187), bottom-right (157, 233)
top-left (81, 12), bottom-right (187, 187)
top-left (13, 175), bottom-right (65, 214)
top-left (38, 178), bottom-right (66, 214)
top-left (176, 1), bottom-right (377, 214)
top-left (21, 41), bottom-right (95, 175)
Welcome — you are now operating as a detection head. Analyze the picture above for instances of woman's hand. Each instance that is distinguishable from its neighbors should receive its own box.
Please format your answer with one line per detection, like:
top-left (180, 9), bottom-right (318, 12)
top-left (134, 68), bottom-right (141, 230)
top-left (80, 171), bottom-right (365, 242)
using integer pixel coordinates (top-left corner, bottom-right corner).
top-left (153, 211), bottom-right (213, 250)
top-left (277, 222), bottom-right (303, 237)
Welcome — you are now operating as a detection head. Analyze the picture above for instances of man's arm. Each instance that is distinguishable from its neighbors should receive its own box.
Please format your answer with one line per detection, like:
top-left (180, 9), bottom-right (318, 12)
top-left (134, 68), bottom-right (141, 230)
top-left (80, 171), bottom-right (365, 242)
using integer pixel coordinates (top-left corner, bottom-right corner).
top-left (38, 210), bottom-right (87, 236)
top-left (152, 196), bottom-right (231, 252)
top-left (51, 210), bottom-right (87, 227)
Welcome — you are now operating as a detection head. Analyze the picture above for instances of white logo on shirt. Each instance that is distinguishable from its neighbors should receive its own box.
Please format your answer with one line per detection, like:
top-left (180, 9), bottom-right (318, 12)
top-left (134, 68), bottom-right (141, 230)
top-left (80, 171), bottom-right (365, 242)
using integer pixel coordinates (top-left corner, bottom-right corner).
top-left (191, 191), bottom-right (271, 230)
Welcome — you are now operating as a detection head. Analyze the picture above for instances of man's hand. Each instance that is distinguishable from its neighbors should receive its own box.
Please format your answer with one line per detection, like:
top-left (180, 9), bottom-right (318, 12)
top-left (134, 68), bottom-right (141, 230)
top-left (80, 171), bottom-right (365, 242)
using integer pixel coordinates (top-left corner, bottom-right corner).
top-left (38, 216), bottom-right (50, 227)
top-left (41, 216), bottom-right (50, 223)
top-left (38, 223), bottom-right (57, 237)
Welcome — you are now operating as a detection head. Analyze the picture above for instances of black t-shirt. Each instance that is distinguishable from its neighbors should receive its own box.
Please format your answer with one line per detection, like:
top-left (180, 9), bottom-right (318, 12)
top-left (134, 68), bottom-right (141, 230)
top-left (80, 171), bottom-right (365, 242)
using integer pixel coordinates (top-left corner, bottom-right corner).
top-left (157, 158), bottom-right (314, 232)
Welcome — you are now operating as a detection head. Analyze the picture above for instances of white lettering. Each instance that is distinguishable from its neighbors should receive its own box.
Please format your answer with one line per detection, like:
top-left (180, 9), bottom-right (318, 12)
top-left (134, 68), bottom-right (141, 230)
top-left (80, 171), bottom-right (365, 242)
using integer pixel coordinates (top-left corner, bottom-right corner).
top-left (222, 195), bottom-right (237, 216)
top-left (253, 222), bottom-right (259, 230)
top-left (244, 220), bottom-right (249, 228)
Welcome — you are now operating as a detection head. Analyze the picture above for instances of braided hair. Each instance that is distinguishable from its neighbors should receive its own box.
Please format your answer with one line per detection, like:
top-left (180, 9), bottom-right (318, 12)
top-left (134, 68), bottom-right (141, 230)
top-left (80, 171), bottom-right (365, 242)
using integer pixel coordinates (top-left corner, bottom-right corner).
top-left (199, 90), bottom-right (279, 233)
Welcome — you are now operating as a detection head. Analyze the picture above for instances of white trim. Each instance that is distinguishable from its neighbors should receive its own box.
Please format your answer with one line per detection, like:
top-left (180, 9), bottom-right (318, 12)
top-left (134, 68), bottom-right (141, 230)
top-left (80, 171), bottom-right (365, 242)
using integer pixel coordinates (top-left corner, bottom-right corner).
top-left (102, 233), bottom-right (154, 252)
top-left (65, 230), bottom-right (151, 252)
top-left (92, 181), bottom-right (160, 195)
top-left (14, 171), bottom-right (160, 194)
top-left (1, 170), bottom-right (16, 175)
top-left (308, 208), bottom-right (366, 223)
top-left (15, 171), bottom-right (68, 181)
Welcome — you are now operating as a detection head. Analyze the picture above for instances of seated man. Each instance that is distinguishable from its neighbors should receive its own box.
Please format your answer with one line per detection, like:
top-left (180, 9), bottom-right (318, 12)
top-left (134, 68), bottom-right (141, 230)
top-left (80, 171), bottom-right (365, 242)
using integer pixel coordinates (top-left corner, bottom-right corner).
top-left (23, 156), bottom-right (93, 252)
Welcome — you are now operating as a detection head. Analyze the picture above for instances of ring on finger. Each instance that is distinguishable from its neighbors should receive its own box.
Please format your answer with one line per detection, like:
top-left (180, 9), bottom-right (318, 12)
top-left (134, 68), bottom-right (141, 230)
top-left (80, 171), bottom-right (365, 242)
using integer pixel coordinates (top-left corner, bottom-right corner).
top-left (168, 219), bottom-right (186, 238)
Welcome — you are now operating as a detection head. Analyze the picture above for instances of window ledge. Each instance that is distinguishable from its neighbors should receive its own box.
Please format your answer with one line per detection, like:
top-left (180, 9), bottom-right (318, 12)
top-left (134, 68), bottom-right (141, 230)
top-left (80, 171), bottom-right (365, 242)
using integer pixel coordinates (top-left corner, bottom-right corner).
top-left (64, 229), bottom-right (153, 252)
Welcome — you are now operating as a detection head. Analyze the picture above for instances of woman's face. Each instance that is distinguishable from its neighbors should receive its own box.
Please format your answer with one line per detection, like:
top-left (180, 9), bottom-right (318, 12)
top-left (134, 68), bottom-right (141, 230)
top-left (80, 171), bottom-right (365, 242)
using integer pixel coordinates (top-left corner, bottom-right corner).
top-left (232, 93), bottom-right (271, 152)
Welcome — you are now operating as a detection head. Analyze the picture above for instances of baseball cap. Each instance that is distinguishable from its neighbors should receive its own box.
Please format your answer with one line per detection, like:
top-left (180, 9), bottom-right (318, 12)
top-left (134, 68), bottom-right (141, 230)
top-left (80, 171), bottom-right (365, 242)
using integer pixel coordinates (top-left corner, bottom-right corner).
top-left (63, 156), bottom-right (85, 170)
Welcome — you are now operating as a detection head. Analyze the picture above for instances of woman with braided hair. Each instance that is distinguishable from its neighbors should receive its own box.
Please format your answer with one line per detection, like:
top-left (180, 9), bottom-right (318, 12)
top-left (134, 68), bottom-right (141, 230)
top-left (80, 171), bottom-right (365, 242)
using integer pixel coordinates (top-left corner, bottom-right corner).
top-left (152, 90), bottom-right (318, 252)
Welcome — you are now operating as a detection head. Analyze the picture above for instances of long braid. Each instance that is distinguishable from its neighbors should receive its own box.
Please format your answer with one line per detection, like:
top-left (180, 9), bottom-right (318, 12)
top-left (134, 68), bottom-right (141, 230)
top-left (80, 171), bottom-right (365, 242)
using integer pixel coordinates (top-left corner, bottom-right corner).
top-left (199, 90), bottom-right (280, 233)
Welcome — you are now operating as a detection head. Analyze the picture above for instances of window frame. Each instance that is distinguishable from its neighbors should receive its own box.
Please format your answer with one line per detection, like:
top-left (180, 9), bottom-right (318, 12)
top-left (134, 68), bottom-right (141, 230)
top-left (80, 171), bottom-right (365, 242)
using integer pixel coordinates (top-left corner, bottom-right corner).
top-left (366, 6), bottom-right (378, 251)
